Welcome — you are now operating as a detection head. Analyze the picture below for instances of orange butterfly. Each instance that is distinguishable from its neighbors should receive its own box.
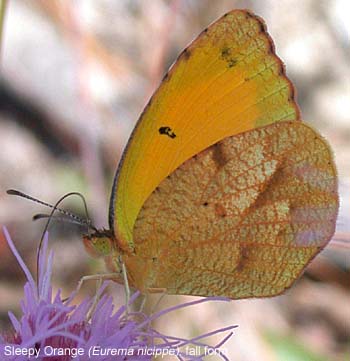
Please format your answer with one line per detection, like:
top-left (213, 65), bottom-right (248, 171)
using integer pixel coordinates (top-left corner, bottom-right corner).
top-left (83, 10), bottom-right (338, 299)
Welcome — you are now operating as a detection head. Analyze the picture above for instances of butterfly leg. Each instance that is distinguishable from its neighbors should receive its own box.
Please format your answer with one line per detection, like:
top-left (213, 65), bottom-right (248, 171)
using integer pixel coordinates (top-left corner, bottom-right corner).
top-left (151, 290), bottom-right (167, 314)
top-left (137, 291), bottom-right (166, 313)
top-left (86, 277), bottom-right (103, 321)
top-left (146, 287), bottom-right (167, 294)
top-left (73, 273), bottom-right (120, 320)
top-left (138, 294), bottom-right (147, 313)
top-left (76, 272), bottom-right (120, 295)
top-left (118, 255), bottom-right (131, 314)
top-left (140, 288), bottom-right (168, 313)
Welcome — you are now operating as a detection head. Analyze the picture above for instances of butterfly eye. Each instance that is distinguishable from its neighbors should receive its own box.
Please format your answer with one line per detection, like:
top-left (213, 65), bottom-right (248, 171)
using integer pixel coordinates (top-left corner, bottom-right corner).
top-left (83, 235), bottom-right (113, 258)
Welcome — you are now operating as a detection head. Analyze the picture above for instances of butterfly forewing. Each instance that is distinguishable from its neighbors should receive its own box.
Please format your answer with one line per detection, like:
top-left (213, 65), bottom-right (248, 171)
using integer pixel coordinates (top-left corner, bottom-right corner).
top-left (111, 10), bottom-right (300, 249)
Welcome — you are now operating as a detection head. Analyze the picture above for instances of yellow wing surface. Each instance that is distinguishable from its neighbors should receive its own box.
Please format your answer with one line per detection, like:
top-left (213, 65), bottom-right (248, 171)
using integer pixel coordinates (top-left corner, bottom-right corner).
top-left (110, 10), bottom-right (300, 249)
top-left (125, 121), bottom-right (338, 298)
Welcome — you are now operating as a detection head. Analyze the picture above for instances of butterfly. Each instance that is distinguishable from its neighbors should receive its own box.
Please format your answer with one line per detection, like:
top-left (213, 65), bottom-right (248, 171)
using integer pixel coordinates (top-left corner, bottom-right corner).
top-left (83, 9), bottom-right (338, 299)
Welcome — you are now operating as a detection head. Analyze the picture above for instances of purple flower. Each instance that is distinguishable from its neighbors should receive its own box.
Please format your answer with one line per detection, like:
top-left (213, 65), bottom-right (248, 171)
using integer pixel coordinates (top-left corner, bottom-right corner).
top-left (0, 227), bottom-right (236, 360)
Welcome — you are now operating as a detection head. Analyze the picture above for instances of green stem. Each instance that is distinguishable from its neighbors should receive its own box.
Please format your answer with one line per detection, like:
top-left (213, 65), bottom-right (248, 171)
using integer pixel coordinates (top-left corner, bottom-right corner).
top-left (0, 0), bottom-right (8, 58)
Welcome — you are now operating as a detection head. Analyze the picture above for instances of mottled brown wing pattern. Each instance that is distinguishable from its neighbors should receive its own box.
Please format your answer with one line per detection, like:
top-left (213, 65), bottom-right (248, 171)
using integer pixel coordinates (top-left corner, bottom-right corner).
top-left (130, 121), bottom-right (338, 299)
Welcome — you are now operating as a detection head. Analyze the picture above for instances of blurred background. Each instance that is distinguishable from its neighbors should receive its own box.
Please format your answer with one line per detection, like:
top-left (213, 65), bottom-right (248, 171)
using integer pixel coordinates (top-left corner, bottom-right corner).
top-left (0, 0), bottom-right (349, 360)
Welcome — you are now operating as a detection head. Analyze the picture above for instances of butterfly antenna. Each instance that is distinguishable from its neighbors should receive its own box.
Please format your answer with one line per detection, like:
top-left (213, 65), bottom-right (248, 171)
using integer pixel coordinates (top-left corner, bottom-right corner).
top-left (33, 213), bottom-right (89, 226)
top-left (7, 189), bottom-right (97, 292)
top-left (7, 189), bottom-right (94, 228)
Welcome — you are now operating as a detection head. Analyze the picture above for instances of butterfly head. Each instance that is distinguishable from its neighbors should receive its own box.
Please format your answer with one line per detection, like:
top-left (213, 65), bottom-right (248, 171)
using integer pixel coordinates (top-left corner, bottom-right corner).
top-left (83, 229), bottom-right (135, 285)
top-left (83, 229), bottom-right (115, 258)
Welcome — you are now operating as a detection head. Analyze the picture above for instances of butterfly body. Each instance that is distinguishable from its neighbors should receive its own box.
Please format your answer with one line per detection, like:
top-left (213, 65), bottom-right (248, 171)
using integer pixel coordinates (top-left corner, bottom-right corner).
top-left (83, 10), bottom-right (338, 299)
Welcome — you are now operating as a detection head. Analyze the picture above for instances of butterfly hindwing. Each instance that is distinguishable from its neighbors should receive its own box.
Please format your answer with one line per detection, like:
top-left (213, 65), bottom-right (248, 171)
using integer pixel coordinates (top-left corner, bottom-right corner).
top-left (129, 121), bottom-right (338, 298)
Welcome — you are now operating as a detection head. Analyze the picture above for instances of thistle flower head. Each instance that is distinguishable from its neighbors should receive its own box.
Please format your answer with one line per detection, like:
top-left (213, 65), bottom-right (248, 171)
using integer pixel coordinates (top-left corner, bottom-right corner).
top-left (0, 227), bottom-right (236, 360)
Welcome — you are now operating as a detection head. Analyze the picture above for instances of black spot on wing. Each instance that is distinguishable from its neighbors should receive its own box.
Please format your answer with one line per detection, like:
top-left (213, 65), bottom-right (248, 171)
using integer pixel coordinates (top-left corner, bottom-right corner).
top-left (159, 126), bottom-right (176, 139)
top-left (227, 58), bottom-right (237, 68)
top-left (162, 72), bottom-right (170, 82)
top-left (220, 46), bottom-right (237, 68)
top-left (181, 48), bottom-right (191, 60)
